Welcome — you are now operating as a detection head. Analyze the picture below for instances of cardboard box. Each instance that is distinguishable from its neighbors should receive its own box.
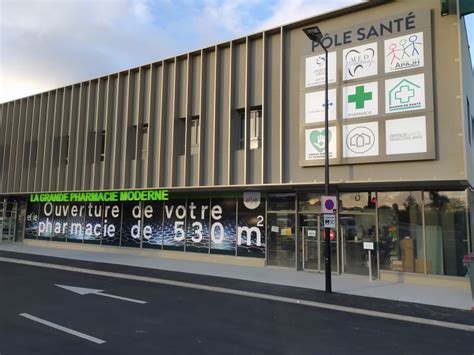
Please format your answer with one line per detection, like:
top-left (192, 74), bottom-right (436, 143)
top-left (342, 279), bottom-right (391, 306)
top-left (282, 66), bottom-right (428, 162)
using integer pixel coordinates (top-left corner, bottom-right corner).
top-left (400, 238), bottom-right (415, 272)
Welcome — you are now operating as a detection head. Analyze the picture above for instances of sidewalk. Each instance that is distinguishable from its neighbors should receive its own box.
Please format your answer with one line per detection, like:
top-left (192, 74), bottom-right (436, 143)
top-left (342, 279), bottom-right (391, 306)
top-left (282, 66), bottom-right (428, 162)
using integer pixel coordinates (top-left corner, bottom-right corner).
top-left (0, 242), bottom-right (472, 310)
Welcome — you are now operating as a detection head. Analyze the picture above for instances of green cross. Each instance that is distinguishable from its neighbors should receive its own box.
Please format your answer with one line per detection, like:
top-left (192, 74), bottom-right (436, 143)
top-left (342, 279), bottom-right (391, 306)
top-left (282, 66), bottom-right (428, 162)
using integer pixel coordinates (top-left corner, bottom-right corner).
top-left (348, 85), bottom-right (372, 109)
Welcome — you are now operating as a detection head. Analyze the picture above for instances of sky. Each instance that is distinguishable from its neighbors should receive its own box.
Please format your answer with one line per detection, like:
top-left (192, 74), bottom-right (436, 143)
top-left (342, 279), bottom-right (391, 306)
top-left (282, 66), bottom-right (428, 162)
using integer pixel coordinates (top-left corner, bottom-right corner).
top-left (0, 0), bottom-right (473, 104)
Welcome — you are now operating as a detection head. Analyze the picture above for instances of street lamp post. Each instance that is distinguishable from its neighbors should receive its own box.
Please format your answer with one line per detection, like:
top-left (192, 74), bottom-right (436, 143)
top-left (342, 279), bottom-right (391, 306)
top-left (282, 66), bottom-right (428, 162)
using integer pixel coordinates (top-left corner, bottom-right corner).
top-left (303, 26), bottom-right (332, 293)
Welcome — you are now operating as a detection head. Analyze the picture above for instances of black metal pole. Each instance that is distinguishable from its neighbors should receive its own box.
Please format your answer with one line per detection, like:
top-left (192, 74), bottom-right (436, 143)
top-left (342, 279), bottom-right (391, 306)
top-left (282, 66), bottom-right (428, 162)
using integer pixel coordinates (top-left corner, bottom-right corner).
top-left (322, 44), bottom-right (332, 293)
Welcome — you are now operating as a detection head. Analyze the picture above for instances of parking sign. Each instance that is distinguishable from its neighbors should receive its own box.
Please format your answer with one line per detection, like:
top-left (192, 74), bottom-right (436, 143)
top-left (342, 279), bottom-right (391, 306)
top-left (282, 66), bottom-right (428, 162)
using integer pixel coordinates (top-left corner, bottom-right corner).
top-left (321, 196), bottom-right (337, 214)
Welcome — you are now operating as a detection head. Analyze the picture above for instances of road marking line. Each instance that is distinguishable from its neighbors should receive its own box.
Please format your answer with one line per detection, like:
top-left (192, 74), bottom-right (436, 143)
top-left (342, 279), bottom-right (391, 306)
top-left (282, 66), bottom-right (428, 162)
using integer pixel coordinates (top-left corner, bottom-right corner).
top-left (19, 313), bottom-right (106, 344)
top-left (3, 257), bottom-right (473, 333)
top-left (96, 291), bottom-right (147, 304)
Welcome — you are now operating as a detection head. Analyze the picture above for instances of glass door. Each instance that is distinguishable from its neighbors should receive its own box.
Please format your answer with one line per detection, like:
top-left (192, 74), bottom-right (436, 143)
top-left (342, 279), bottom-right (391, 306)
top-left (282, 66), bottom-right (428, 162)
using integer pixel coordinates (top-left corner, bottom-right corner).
top-left (340, 214), bottom-right (376, 276)
top-left (299, 214), bottom-right (337, 272)
top-left (0, 201), bottom-right (17, 243)
top-left (267, 212), bottom-right (296, 267)
top-left (302, 224), bottom-right (320, 271)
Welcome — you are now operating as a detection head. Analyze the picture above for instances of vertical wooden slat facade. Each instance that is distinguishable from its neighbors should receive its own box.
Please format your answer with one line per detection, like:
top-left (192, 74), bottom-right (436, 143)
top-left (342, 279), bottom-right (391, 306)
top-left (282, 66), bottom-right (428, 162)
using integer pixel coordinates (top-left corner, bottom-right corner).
top-left (0, 30), bottom-right (287, 193)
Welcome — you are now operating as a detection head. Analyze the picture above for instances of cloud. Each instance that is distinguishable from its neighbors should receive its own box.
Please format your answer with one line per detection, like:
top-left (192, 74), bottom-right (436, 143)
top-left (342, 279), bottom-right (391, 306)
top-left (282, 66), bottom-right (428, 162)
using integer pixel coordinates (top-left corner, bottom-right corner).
top-left (0, 0), bottom-right (173, 103)
top-left (257, 0), bottom-right (365, 31)
top-left (0, 0), bottom-right (364, 103)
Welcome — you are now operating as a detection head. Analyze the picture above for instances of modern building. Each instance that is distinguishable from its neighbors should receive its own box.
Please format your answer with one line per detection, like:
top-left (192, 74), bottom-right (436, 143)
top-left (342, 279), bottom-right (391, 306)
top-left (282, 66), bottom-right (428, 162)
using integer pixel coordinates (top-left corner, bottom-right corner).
top-left (1, 0), bottom-right (473, 284)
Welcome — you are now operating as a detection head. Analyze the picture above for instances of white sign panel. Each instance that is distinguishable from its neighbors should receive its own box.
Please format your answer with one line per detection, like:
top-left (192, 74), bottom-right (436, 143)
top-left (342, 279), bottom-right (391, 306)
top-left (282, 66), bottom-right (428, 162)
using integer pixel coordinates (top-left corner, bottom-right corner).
top-left (305, 127), bottom-right (337, 160)
top-left (343, 42), bottom-right (378, 80)
top-left (363, 242), bottom-right (374, 250)
top-left (305, 51), bottom-right (337, 87)
top-left (385, 32), bottom-right (424, 73)
top-left (343, 82), bottom-right (378, 119)
top-left (385, 73), bottom-right (425, 113)
top-left (323, 214), bottom-right (336, 228)
top-left (307, 230), bottom-right (317, 237)
top-left (385, 116), bottom-right (427, 155)
top-left (343, 122), bottom-right (379, 158)
top-left (305, 89), bottom-right (337, 123)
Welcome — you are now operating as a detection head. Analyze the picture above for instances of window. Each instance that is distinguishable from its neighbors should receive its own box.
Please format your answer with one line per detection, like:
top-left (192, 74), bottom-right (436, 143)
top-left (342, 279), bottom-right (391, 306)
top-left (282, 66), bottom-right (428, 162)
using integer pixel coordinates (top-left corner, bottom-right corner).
top-left (424, 191), bottom-right (469, 276)
top-left (141, 123), bottom-right (149, 160)
top-left (235, 108), bottom-right (261, 150)
top-left (100, 130), bottom-right (106, 162)
top-left (175, 118), bottom-right (186, 156)
top-left (236, 109), bottom-right (245, 150)
top-left (190, 116), bottom-right (200, 154)
top-left (472, 114), bottom-right (474, 143)
top-left (64, 136), bottom-right (69, 165)
top-left (468, 98), bottom-right (471, 146)
top-left (249, 108), bottom-right (262, 150)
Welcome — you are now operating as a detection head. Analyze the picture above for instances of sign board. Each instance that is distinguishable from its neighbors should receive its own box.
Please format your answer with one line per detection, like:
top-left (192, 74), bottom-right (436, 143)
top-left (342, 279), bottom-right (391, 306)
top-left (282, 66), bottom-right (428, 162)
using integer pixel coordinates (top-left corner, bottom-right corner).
top-left (321, 196), bottom-right (338, 214)
top-left (363, 242), bottom-right (375, 250)
top-left (300, 8), bottom-right (435, 167)
top-left (323, 214), bottom-right (336, 228)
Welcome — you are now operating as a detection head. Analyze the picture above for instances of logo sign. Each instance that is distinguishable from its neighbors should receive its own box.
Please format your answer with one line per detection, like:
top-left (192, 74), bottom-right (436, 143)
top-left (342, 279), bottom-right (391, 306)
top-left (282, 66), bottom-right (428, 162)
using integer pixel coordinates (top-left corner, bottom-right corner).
top-left (321, 196), bottom-right (338, 214)
top-left (343, 122), bottom-right (379, 158)
top-left (385, 73), bottom-right (425, 113)
top-left (343, 42), bottom-right (378, 80)
top-left (243, 192), bottom-right (261, 210)
top-left (385, 116), bottom-right (427, 155)
top-left (385, 32), bottom-right (424, 73)
top-left (323, 214), bottom-right (336, 228)
top-left (305, 52), bottom-right (337, 87)
top-left (343, 82), bottom-right (378, 119)
top-left (305, 127), bottom-right (337, 160)
top-left (305, 89), bottom-right (337, 123)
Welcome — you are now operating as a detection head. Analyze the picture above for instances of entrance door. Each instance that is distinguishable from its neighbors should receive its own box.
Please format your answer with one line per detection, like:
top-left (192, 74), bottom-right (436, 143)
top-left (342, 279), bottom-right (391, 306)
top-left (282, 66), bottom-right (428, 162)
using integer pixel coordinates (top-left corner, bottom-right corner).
top-left (302, 225), bottom-right (321, 271)
top-left (267, 212), bottom-right (296, 268)
top-left (340, 214), bottom-right (377, 276)
top-left (299, 214), bottom-right (338, 272)
top-left (0, 200), bottom-right (17, 243)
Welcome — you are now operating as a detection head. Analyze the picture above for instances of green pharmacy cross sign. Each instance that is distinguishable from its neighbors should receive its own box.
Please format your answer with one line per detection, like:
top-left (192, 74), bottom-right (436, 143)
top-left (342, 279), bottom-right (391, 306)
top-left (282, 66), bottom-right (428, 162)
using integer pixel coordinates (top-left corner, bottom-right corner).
top-left (348, 85), bottom-right (372, 109)
top-left (30, 189), bottom-right (170, 203)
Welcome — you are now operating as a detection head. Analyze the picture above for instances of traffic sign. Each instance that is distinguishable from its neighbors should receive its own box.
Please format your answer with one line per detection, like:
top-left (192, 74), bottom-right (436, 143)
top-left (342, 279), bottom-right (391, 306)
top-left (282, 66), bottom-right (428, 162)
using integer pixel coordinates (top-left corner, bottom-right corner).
top-left (323, 214), bottom-right (336, 228)
top-left (321, 196), bottom-right (337, 214)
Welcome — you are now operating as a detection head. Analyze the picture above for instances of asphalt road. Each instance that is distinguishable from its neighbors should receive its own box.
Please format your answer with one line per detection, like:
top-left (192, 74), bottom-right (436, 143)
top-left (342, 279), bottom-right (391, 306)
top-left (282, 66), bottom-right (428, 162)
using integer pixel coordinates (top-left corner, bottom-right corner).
top-left (0, 255), bottom-right (472, 355)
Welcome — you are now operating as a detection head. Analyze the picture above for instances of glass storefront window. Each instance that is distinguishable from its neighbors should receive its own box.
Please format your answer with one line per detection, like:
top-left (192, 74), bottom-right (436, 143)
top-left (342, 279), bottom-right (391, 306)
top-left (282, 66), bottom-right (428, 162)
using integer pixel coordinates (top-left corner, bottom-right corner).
top-left (340, 192), bottom-right (376, 213)
top-left (268, 193), bottom-right (295, 212)
top-left (424, 191), bottom-right (469, 276)
top-left (378, 191), bottom-right (423, 273)
top-left (298, 193), bottom-right (321, 213)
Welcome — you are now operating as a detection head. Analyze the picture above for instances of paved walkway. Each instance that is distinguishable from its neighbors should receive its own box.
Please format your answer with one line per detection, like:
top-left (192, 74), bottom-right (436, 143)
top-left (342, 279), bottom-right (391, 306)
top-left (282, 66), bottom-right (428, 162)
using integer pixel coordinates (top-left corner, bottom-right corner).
top-left (1, 242), bottom-right (472, 310)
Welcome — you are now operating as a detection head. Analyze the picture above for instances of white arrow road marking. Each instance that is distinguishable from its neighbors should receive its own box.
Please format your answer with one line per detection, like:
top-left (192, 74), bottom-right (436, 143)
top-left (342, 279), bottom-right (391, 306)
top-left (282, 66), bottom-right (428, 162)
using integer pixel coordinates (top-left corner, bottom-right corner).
top-left (55, 284), bottom-right (147, 304)
top-left (20, 313), bottom-right (106, 344)
top-left (0, 257), bottom-right (471, 333)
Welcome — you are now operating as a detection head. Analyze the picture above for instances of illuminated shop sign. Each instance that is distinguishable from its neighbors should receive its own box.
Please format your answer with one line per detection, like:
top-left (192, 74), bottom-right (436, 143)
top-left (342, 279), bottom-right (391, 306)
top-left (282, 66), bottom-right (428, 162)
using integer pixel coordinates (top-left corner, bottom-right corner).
top-left (25, 192), bottom-right (266, 258)
top-left (29, 189), bottom-right (169, 203)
